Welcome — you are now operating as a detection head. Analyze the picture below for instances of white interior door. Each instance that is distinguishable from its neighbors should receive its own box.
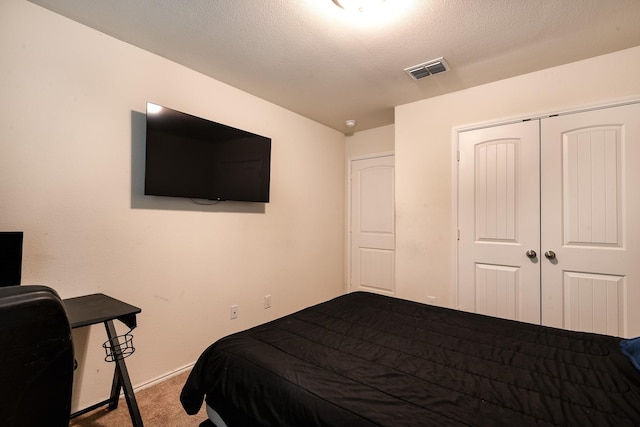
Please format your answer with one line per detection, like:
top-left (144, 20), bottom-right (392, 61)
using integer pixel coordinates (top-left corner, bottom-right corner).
top-left (458, 121), bottom-right (541, 323)
top-left (540, 103), bottom-right (640, 338)
top-left (350, 155), bottom-right (395, 295)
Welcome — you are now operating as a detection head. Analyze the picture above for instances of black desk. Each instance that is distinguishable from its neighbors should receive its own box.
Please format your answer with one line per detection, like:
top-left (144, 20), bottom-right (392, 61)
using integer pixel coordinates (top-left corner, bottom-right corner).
top-left (64, 293), bottom-right (143, 427)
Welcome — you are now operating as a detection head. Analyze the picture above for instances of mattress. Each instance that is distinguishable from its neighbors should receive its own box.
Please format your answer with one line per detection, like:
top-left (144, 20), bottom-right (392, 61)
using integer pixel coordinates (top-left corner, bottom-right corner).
top-left (181, 292), bottom-right (640, 426)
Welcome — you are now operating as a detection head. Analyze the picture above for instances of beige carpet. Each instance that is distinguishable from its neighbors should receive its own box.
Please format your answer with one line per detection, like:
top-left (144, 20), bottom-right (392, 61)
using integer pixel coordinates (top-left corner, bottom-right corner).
top-left (69, 370), bottom-right (209, 427)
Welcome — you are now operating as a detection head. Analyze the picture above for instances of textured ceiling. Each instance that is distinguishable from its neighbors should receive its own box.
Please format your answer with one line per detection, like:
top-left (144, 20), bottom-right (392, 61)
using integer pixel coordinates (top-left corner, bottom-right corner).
top-left (28, 0), bottom-right (640, 132)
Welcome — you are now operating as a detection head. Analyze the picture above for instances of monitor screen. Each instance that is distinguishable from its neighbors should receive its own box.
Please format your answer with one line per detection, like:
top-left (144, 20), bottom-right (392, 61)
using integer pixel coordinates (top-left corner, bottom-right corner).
top-left (0, 232), bottom-right (23, 287)
top-left (144, 103), bottom-right (271, 202)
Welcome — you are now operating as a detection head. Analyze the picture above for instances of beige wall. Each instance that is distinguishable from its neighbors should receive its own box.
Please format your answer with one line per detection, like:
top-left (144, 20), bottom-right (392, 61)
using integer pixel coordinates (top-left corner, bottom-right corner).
top-left (395, 45), bottom-right (640, 308)
top-left (1, 0), bottom-right (345, 411)
top-left (345, 124), bottom-right (394, 159)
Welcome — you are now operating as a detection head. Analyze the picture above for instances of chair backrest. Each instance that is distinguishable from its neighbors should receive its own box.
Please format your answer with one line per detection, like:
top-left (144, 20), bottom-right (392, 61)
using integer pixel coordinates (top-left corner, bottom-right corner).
top-left (0, 285), bottom-right (74, 427)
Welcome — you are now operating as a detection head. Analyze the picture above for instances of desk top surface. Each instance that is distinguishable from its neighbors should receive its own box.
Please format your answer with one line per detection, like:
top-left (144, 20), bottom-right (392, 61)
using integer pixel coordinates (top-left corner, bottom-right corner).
top-left (63, 293), bottom-right (141, 329)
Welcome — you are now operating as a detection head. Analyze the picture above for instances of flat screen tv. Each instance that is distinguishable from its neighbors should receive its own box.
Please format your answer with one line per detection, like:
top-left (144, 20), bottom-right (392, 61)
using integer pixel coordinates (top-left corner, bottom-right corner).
top-left (0, 232), bottom-right (23, 287)
top-left (144, 103), bottom-right (271, 202)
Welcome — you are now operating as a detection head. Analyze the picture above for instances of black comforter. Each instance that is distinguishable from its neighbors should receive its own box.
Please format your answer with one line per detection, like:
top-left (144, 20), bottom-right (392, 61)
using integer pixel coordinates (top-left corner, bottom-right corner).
top-left (181, 292), bottom-right (640, 426)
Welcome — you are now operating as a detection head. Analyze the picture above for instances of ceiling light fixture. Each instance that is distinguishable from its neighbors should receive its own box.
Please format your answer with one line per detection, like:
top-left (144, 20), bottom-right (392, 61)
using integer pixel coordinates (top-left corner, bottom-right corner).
top-left (332, 0), bottom-right (386, 13)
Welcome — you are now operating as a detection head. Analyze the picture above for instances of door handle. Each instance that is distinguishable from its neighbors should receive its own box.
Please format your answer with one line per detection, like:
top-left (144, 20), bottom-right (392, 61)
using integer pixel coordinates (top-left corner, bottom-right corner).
top-left (544, 250), bottom-right (556, 260)
top-left (526, 250), bottom-right (537, 259)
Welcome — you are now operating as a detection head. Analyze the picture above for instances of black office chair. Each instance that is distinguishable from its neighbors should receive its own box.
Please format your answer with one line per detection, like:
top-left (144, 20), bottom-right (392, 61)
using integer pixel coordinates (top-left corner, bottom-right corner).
top-left (0, 285), bottom-right (74, 427)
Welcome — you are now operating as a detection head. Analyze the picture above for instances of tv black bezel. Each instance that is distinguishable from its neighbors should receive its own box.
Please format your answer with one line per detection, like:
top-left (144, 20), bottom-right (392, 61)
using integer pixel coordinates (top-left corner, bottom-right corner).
top-left (143, 103), bottom-right (271, 203)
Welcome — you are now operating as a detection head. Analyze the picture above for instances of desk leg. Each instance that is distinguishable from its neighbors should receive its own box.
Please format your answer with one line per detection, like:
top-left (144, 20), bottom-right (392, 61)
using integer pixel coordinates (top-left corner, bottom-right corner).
top-left (104, 320), bottom-right (144, 427)
top-left (108, 359), bottom-right (122, 410)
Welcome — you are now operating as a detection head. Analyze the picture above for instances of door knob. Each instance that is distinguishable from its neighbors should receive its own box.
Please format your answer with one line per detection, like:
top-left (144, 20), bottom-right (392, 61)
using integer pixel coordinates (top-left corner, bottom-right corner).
top-left (526, 250), bottom-right (537, 258)
top-left (544, 250), bottom-right (556, 260)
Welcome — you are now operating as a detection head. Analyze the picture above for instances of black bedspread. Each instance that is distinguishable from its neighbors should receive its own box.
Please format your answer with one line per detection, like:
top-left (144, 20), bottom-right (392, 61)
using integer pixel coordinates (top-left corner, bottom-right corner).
top-left (181, 292), bottom-right (640, 426)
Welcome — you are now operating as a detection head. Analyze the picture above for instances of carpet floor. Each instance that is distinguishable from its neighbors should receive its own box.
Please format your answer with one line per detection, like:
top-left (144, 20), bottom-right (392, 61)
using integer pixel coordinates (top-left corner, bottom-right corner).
top-left (69, 370), bottom-right (210, 427)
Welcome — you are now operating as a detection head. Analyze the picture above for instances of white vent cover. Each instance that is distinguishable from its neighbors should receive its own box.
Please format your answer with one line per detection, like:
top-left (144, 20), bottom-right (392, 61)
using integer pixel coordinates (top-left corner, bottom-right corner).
top-left (404, 57), bottom-right (449, 80)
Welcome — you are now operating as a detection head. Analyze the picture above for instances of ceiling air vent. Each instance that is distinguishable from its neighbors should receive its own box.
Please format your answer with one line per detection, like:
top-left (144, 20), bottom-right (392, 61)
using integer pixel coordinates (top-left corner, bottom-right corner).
top-left (405, 57), bottom-right (449, 80)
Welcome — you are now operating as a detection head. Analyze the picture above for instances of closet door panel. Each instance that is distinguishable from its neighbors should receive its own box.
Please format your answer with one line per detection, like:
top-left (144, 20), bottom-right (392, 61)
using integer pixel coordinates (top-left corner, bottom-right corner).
top-left (541, 103), bottom-right (640, 337)
top-left (563, 271), bottom-right (624, 336)
top-left (458, 121), bottom-right (540, 324)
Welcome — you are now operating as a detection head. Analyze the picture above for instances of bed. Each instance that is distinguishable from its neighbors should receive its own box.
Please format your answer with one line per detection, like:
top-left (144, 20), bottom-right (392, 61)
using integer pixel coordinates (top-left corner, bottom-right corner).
top-left (180, 292), bottom-right (640, 426)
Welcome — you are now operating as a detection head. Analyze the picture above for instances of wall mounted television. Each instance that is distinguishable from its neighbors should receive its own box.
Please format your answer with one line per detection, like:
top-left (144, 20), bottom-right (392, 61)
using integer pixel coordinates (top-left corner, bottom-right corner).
top-left (144, 103), bottom-right (271, 203)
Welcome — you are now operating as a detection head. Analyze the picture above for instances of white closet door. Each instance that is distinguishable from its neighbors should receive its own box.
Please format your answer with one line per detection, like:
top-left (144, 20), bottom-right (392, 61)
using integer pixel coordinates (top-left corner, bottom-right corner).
top-left (350, 155), bottom-right (395, 295)
top-left (540, 103), bottom-right (640, 338)
top-left (458, 121), bottom-right (541, 323)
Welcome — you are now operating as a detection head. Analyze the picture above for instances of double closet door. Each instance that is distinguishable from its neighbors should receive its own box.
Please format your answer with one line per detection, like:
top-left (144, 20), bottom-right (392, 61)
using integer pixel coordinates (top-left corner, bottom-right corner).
top-left (457, 103), bottom-right (640, 338)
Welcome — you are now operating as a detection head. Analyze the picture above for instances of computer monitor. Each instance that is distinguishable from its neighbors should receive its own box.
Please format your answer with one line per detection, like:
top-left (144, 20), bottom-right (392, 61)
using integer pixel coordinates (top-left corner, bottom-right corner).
top-left (0, 232), bottom-right (23, 287)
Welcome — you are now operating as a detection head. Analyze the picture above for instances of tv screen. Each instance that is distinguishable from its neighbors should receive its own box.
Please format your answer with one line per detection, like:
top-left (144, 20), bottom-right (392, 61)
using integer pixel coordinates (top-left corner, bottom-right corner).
top-left (0, 232), bottom-right (23, 287)
top-left (144, 103), bottom-right (271, 202)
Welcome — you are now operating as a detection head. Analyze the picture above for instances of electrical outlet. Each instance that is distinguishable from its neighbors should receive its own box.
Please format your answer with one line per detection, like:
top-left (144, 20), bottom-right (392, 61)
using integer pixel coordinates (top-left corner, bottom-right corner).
top-left (426, 296), bottom-right (437, 305)
top-left (230, 304), bottom-right (238, 319)
top-left (264, 294), bottom-right (271, 309)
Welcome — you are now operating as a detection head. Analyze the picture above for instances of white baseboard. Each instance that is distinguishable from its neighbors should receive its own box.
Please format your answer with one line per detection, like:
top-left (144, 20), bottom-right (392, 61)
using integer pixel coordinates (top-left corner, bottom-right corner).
top-left (134, 362), bottom-right (196, 392)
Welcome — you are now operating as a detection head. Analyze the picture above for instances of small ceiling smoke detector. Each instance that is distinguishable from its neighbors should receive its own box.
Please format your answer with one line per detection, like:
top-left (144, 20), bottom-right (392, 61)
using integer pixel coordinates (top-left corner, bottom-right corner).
top-left (404, 57), bottom-right (449, 80)
top-left (345, 119), bottom-right (357, 128)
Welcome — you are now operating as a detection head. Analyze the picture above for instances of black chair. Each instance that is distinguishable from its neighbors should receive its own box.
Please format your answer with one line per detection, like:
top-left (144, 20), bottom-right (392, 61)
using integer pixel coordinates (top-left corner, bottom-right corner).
top-left (0, 285), bottom-right (74, 426)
